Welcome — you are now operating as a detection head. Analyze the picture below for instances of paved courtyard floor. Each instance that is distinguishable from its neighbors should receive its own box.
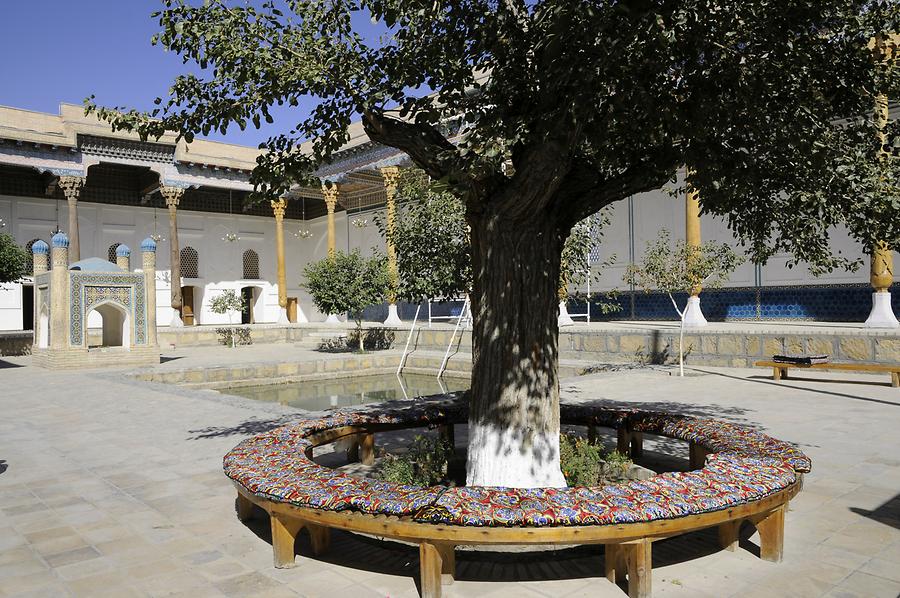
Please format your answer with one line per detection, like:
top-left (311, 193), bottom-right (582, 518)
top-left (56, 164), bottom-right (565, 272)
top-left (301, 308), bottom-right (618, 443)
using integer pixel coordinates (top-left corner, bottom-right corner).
top-left (0, 345), bottom-right (898, 597)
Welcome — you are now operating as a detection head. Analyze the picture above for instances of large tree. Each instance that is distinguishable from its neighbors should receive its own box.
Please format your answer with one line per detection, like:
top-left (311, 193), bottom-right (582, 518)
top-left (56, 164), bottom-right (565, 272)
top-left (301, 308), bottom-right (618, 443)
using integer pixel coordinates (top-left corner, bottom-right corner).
top-left (88, 1), bottom-right (900, 487)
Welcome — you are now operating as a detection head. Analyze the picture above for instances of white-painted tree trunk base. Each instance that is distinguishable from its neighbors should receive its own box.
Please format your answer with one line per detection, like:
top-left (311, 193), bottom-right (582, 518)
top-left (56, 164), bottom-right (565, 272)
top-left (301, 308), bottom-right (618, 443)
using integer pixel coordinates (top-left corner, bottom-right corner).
top-left (865, 292), bottom-right (899, 328)
top-left (296, 305), bottom-right (308, 324)
top-left (277, 307), bottom-right (290, 325)
top-left (324, 313), bottom-right (341, 325)
top-left (558, 301), bottom-right (575, 327)
top-left (466, 422), bottom-right (567, 488)
top-left (682, 296), bottom-right (708, 328)
top-left (169, 313), bottom-right (184, 327)
top-left (383, 303), bottom-right (403, 327)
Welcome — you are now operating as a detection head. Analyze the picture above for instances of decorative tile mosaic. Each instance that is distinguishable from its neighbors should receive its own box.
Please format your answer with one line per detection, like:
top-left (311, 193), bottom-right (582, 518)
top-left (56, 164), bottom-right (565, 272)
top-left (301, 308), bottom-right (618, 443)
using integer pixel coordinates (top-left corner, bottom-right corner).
top-left (575, 283), bottom-right (899, 322)
top-left (69, 272), bottom-right (147, 347)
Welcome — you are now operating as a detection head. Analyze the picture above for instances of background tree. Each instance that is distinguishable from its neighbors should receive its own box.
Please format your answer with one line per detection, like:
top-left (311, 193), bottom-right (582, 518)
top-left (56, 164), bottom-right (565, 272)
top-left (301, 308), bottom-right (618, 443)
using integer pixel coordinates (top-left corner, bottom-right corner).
top-left (0, 234), bottom-right (29, 285)
top-left (378, 169), bottom-right (472, 303)
top-left (626, 230), bottom-right (743, 377)
top-left (87, 1), bottom-right (900, 487)
top-left (209, 289), bottom-right (246, 348)
top-left (303, 250), bottom-right (391, 352)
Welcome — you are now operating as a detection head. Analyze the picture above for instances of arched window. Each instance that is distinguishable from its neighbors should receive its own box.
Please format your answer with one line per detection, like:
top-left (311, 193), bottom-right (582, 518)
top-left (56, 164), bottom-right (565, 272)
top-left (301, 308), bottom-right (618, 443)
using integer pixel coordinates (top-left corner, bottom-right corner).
top-left (181, 246), bottom-right (199, 278)
top-left (107, 243), bottom-right (122, 264)
top-left (25, 239), bottom-right (44, 275)
top-left (242, 249), bottom-right (260, 279)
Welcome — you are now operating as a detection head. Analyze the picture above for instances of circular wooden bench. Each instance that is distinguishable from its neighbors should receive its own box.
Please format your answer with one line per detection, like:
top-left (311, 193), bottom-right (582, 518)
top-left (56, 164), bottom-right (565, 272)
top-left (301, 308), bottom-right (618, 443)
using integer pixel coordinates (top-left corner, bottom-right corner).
top-left (224, 395), bottom-right (810, 598)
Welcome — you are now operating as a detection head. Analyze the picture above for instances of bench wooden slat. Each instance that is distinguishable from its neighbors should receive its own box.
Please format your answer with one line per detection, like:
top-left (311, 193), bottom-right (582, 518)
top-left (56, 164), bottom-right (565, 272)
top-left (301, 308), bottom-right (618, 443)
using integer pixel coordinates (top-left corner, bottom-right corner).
top-left (755, 360), bottom-right (900, 388)
top-left (755, 361), bottom-right (899, 372)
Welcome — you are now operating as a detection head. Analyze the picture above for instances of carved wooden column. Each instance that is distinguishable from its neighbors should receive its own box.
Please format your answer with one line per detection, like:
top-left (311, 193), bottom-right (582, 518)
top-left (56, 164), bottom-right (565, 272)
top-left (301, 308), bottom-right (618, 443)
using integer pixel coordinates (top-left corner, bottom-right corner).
top-left (321, 184), bottom-right (341, 324)
top-left (865, 33), bottom-right (899, 328)
top-left (58, 176), bottom-right (85, 263)
top-left (322, 184), bottom-right (339, 256)
top-left (683, 171), bottom-right (707, 327)
top-left (380, 166), bottom-right (403, 326)
top-left (271, 198), bottom-right (291, 324)
top-left (161, 186), bottom-right (185, 327)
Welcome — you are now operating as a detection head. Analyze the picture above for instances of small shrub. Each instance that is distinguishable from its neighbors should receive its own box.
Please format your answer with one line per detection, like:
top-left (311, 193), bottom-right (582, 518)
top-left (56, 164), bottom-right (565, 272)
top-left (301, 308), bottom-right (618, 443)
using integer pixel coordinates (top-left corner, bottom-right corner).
top-left (376, 435), bottom-right (454, 487)
top-left (559, 433), bottom-right (632, 487)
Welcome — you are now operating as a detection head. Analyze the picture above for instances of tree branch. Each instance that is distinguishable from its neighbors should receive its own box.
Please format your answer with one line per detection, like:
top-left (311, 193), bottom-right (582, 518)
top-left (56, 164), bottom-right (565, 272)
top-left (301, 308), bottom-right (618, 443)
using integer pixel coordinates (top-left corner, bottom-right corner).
top-left (556, 153), bottom-right (678, 227)
top-left (361, 110), bottom-right (468, 185)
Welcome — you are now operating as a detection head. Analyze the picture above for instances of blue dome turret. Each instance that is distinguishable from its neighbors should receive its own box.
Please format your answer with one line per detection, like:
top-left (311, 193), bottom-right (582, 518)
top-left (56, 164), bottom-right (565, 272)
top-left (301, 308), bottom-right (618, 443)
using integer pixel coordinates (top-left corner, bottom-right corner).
top-left (31, 240), bottom-right (49, 255)
top-left (116, 244), bottom-right (131, 257)
top-left (51, 232), bottom-right (69, 248)
top-left (140, 237), bottom-right (157, 253)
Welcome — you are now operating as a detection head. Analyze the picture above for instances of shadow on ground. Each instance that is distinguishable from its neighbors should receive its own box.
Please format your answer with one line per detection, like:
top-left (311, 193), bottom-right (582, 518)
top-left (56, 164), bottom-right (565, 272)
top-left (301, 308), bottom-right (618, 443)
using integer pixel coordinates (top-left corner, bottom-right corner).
top-left (237, 503), bottom-right (763, 594)
top-left (0, 460), bottom-right (7, 475)
top-left (0, 360), bottom-right (24, 369)
top-left (851, 492), bottom-right (900, 531)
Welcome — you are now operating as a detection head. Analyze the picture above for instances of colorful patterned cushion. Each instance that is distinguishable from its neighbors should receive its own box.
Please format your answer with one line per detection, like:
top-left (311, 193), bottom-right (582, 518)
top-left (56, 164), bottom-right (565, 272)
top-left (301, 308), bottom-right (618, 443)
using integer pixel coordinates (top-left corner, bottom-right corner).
top-left (413, 453), bottom-right (796, 527)
top-left (223, 394), bottom-right (810, 526)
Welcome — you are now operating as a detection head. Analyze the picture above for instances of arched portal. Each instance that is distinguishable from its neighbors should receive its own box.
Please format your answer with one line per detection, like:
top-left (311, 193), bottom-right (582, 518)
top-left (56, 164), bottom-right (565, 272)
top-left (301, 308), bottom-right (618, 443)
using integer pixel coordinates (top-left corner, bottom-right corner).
top-left (89, 301), bottom-right (131, 348)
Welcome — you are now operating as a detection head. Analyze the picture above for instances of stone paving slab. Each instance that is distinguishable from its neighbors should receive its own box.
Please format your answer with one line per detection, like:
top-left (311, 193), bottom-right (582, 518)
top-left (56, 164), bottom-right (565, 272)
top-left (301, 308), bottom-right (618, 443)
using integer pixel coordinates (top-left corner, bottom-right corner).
top-left (0, 352), bottom-right (899, 597)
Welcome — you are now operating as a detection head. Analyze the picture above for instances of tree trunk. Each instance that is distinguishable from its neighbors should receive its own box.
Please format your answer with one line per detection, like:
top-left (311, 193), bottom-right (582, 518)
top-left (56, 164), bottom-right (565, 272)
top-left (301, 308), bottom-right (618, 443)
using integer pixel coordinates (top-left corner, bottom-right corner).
top-left (466, 210), bottom-right (567, 488)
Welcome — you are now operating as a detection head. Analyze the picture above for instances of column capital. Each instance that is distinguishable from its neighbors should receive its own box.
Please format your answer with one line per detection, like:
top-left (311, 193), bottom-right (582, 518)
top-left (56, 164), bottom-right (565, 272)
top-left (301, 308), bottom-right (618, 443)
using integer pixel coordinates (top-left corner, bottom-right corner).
top-left (322, 184), bottom-right (339, 211)
top-left (380, 166), bottom-right (401, 197)
top-left (161, 186), bottom-right (185, 208)
top-left (869, 32), bottom-right (900, 62)
top-left (58, 175), bottom-right (85, 201)
top-left (271, 198), bottom-right (287, 219)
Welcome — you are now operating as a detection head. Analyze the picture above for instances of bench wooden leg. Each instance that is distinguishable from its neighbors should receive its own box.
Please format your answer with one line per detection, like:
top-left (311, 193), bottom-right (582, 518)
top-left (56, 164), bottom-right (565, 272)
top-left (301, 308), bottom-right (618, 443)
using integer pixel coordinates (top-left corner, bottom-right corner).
top-left (752, 506), bottom-right (785, 563)
top-left (623, 539), bottom-right (652, 598)
top-left (270, 513), bottom-right (302, 568)
top-left (689, 442), bottom-right (709, 470)
top-left (236, 492), bottom-right (255, 522)
top-left (435, 543), bottom-right (455, 585)
top-left (306, 522), bottom-right (331, 556)
top-left (438, 424), bottom-right (455, 448)
top-left (617, 428), bottom-right (643, 459)
top-left (772, 366), bottom-right (784, 381)
top-left (359, 433), bottom-right (375, 466)
top-left (617, 427), bottom-right (630, 455)
top-left (604, 543), bottom-right (627, 584)
top-left (420, 541), bottom-right (451, 598)
top-left (891, 372), bottom-right (899, 388)
top-left (630, 432), bottom-right (643, 459)
top-left (718, 519), bottom-right (741, 552)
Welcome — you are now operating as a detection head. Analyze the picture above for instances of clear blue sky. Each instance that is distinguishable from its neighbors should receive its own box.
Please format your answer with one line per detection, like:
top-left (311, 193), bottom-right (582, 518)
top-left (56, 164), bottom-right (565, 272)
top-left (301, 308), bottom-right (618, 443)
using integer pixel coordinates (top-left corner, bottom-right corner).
top-left (0, 1), bottom-right (349, 148)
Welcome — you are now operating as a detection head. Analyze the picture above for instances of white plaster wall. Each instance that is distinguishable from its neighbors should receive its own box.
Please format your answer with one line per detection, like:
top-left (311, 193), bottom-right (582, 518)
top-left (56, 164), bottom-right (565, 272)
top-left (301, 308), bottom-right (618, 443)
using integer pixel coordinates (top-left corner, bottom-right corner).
top-left (589, 183), bottom-right (886, 292)
top-left (0, 193), bottom-right (346, 330)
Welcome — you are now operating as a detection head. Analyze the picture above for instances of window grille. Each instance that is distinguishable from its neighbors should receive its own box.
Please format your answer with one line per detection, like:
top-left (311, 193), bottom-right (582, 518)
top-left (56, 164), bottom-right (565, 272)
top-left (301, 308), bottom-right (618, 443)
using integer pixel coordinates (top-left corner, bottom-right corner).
top-left (242, 249), bottom-right (260, 279)
top-left (25, 239), bottom-right (44, 274)
top-left (181, 246), bottom-right (199, 278)
top-left (107, 243), bottom-right (122, 263)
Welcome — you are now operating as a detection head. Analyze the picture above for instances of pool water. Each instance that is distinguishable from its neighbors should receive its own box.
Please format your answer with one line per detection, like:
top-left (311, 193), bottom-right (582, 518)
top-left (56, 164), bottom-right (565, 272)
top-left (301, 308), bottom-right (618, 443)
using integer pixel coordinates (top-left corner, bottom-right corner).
top-left (221, 373), bottom-right (469, 411)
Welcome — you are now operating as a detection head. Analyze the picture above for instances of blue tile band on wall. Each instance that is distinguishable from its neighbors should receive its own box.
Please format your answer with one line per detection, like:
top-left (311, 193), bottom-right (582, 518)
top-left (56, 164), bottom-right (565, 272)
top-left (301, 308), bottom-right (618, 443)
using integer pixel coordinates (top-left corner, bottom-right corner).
top-left (570, 283), bottom-right (898, 322)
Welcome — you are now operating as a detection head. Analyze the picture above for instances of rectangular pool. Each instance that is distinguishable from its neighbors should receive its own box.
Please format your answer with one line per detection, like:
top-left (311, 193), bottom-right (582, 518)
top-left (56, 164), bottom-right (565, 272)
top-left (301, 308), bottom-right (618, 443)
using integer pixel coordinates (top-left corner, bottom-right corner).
top-left (220, 373), bottom-right (469, 411)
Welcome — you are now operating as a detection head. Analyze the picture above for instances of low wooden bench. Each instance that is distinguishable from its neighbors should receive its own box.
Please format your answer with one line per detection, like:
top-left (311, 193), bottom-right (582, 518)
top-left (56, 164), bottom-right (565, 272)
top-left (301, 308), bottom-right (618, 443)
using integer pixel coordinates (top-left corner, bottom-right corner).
top-left (755, 360), bottom-right (900, 387)
top-left (224, 399), bottom-right (810, 598)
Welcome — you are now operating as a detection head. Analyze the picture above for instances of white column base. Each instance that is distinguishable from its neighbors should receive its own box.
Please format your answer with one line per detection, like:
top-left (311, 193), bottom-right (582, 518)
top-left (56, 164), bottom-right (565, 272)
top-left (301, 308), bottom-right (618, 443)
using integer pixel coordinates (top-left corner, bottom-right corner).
top-left (558, 301), bottom-right (575, 327)
top-left (865, 292), bottom-right (899, 328)
top-left (324, 313), bottom-right (341, 325)
top-left (383, 303), bottom-right (403, 327)
top-left (169, 312), bottom-right (184, 327)
top-left (683, 295), bottom-right (708, 328)
top-left (277, 307), bottom-right (290, 325)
